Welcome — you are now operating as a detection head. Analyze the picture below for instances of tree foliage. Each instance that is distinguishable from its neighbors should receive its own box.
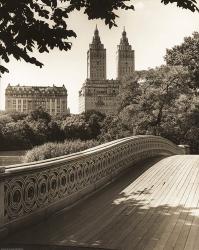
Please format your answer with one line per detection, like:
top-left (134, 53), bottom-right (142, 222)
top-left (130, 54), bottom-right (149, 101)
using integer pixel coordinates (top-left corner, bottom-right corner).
top-left (0, 0), bottom-right (198, 74)
top-left (0, 109), bottom-right (105, 150)
top-left (116, 63), bottom-right (199, 152)
top-left (165, 32), bottom-right (199, 89)
top-left (162, 0), bottom-right (198, 11)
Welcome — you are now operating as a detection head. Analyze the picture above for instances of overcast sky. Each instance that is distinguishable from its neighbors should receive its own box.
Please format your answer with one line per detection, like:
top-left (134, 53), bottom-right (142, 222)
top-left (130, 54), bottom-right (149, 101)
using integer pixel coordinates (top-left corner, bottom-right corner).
top-left (0, 0), bottom-right (198, 113)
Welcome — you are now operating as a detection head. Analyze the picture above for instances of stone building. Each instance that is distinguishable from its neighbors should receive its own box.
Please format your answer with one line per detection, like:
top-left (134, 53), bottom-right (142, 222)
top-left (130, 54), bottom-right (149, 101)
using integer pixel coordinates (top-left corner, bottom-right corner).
top-left (79, 26), bottom-right (135, 115)
top-left (5, 84), bottom-right (68, 116)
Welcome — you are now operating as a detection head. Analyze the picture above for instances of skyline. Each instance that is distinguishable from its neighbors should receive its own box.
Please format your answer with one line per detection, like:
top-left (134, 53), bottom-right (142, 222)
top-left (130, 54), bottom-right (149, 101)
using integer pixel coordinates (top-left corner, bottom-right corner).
top-left (0, 0), bottom-right (199, 113)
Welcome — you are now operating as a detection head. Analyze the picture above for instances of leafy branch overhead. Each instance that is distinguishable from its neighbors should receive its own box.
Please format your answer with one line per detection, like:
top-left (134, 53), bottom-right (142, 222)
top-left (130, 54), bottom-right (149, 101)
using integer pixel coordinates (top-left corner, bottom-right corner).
top-left (0, 0), bottom-right (198, 74)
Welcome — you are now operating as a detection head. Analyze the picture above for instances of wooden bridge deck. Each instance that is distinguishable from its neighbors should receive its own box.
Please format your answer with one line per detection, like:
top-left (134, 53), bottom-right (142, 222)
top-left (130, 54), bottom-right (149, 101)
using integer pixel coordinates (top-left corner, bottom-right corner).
top-left (2, 155), bottom-right (199, 250)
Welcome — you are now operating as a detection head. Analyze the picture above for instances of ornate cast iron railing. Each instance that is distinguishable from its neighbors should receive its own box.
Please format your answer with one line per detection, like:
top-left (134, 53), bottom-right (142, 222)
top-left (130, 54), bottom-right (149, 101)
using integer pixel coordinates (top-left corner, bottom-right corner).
top-left (0, 135), bottom-right (184, 238)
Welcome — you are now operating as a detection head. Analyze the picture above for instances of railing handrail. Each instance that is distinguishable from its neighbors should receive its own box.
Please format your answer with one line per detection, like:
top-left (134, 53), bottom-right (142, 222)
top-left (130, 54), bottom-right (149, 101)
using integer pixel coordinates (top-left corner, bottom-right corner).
top-left (2, 135), bottom-right (180, 175)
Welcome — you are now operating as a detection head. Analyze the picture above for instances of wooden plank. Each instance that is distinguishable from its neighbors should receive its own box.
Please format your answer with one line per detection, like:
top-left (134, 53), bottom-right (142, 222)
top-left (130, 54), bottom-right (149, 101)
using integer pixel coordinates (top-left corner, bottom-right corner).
top-left (137, 156), bottom-right (196, 250)
top-left (162, 156), bottom-right (199, 250)
top-left (124, 156), bottom-right (193, 250)
top-left (152, 156), bottom-right (199, 250)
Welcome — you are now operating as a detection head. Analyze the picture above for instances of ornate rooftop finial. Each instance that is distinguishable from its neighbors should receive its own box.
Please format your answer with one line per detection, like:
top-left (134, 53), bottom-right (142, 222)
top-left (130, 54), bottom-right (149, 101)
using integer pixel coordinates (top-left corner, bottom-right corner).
top-left (94, 24), bottom-right (99, 36)
top-left (120, 27), bottom-right (129, 46)
top-left (92, 24), bottom-right (101, 44)
top-left (122, 26), bottom-right (127, 37)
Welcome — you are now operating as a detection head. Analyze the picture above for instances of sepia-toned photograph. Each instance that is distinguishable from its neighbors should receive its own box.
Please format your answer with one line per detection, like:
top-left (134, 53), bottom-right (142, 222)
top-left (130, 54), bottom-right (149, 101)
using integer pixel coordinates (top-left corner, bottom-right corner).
top-left (0, 0), bottom-right (199, 249)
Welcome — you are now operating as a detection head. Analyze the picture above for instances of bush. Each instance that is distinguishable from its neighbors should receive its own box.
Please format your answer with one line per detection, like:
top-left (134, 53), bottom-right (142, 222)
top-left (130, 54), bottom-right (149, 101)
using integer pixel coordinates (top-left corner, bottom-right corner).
top-left (23, 139), bottom-right (100, 163)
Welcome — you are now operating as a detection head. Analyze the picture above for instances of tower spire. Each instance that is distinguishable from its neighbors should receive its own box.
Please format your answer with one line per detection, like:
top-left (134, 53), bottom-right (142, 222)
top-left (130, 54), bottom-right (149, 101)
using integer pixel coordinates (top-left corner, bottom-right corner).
top-left (92, 25), bottom-right (101, 44)
top-left (121, 27), bottom-right (128, 45)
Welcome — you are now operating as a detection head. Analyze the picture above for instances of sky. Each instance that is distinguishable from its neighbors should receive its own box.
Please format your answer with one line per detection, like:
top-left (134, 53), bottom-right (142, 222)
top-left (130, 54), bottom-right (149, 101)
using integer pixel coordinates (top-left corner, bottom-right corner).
top-left (0, 0), bottom-right (198, 113)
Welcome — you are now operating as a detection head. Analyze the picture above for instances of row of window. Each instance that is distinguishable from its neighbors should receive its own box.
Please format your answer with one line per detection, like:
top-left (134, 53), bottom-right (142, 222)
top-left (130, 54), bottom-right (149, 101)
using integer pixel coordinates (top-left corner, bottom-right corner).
top-left (118, 53), bottom-right (134, 58)
top-left (8, 106), bottom-right (66, 114)
top-left (120, 66), bottom-right (134, 74)
top-left (7, 99), bottom-right (66, 104)
top-left (7, 99), bottom-right (66, 108)
top-left (89, 54), bottom-right (105, 59)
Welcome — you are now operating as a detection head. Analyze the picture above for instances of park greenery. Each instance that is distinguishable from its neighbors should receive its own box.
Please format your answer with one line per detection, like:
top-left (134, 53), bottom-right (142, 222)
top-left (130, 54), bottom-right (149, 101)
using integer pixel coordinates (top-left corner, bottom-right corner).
top-left (0, 0), bottom-right (198, 75)
top-left (0, 31), bottom-right (198, 161)
top-left (23, 139), bottom-right (100, 162)
top-left (0, 109), bottom-right (105, 150)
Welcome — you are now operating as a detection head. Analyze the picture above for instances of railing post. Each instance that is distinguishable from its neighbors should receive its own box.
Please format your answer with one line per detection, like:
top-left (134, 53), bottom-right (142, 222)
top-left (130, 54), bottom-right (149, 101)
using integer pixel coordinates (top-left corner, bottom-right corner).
top-left (178, 145), bottom-right (190, 154)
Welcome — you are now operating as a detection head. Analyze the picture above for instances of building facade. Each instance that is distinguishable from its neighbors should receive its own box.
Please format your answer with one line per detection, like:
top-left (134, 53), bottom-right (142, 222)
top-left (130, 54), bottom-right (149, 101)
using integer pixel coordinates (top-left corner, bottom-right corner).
top-left (5, 84), bottom-right (68, 116)
top-left (79, 27), bottom-right (135, 115)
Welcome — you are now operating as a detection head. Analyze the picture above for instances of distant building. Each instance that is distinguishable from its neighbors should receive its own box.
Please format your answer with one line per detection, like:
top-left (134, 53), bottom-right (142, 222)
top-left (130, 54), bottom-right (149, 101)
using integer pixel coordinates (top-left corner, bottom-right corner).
top-left (79, 26), bottom-right (135, 115)
top-left (5, 84), bottom-right (68, 116)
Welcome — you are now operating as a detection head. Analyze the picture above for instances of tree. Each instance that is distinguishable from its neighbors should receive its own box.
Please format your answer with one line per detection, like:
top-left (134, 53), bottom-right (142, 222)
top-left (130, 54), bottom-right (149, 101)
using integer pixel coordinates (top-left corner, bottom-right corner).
top-left (84, 110), bottom-right (105, 138)
top-left (61, 114), bottom-right (90, 140)
top-left (99, 115), bottom-right (131, 142)
top-left (159, 95), bottom-right (199, 153)
top-left (118, 73), bottom-right (142, 111)
top-left (119, 65), bottom-right (192, 135)
top-left (165, 32), bottom-right (199, 90)
top-left (0, 0), bottom-right (198, 75)
top-left (27, 107), bottom-right (51, 123)
top-left (1, 120), bottom-right (34, 149)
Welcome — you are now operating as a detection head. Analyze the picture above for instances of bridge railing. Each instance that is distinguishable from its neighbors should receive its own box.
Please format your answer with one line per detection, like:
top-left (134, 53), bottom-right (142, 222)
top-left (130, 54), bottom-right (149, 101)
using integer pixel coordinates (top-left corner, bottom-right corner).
top-left (0, 135), bottom-right (184, 238)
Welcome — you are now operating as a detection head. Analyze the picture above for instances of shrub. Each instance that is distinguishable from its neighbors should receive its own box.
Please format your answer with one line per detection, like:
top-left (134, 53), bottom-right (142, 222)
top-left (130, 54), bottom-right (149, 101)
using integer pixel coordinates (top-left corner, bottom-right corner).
top-left (23, 139), bottom-right (100, 163)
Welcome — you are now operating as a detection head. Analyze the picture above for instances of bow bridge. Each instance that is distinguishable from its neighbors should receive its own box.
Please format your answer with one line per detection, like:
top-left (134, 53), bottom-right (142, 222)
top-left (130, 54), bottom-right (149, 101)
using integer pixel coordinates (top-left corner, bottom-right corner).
top-left (1, 135), bottom-right (199, 250)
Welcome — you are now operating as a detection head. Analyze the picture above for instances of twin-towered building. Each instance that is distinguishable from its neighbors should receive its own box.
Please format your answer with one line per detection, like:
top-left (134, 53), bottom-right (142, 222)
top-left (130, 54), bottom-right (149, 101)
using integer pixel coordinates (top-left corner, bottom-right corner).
top-left (5, 27), bottom-right (135, 116)
top-left (79, 26), bottom-right (135, 115)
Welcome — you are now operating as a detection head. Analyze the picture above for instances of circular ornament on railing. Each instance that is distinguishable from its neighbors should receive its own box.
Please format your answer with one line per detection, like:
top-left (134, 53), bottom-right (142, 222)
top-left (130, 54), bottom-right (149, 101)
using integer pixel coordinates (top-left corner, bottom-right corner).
top-left (106, 155), bottom-right (112, 174)
top-left (77, 163), bottom-right (87, 187)
top-left (5, 177), bottom-right (24, 219)
top-left (68, 165), bottom-right (77, 193)
top-left (101, 157), bottom-right (107, 177)
top-left (58, 169), bottom-right (68, 198)
top-left (23, 175), bottom-right (37, 213)
top-left (48, 171), bottom-right (59, 202)
top-left (76, 164), bottom-right (84, 188)
top-left (84, 162), bottom-right (91, 183)
top-left (37, 172), bottom-right (48, 206)
top-left (99, 159), bottom-right (104, 177)
top-left (96, 160), bottom-right (102, 179)
top-left (90, 160), bottom-right (97, 183)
